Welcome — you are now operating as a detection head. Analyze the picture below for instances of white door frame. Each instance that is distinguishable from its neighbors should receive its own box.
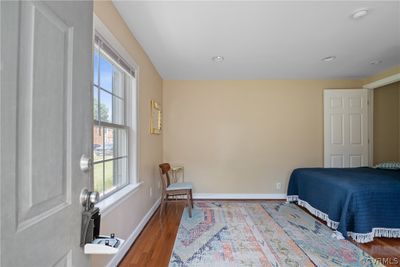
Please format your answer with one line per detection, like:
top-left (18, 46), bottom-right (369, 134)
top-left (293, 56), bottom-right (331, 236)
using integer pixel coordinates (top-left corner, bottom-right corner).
top-left (363, 72), bottom-right (400, 166)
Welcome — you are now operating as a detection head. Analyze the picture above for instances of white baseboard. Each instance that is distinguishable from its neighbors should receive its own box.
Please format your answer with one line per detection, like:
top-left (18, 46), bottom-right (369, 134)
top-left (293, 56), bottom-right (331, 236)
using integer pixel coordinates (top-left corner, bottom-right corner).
top-left (106, 197), bottom-right (161, 267)
top-left (193, 193), bottom-right (287, 199)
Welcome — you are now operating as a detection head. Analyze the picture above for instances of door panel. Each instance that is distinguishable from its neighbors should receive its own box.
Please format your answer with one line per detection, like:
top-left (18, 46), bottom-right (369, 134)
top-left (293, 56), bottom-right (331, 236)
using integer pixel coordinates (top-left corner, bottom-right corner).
top-left (349, 113), bottom-right (362, 145)
top-left (330, 114), bottom-right (344, 145)
top-left (331, 155), bottom-right (344, 168)
top-left (349, 96), bottom-right (362, 108)
top-left (17, 0), bottom-right (73, 231)
top-left (1, 1), bottom-right (93, 266)
top-left (324, 89), bottom-right (369, 168)
top-left (350, 155), bottom-right (363, 167)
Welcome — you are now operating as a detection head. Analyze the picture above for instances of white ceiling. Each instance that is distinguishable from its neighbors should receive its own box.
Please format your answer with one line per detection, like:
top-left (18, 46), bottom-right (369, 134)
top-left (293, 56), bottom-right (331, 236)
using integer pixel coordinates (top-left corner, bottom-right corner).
top-left (113, 1), bottom-right (400, 80)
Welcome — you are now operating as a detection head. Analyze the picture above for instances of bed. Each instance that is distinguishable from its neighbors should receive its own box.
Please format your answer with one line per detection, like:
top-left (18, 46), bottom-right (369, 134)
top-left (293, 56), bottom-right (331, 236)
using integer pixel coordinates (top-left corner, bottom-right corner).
top-left (287, 167), bottom-right (400, 243)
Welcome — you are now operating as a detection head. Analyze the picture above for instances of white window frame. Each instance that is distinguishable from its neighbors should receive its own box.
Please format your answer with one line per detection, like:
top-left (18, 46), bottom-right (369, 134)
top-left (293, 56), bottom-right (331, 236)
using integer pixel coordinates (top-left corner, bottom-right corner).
top-left (93, 15), bottom-right (140, 211)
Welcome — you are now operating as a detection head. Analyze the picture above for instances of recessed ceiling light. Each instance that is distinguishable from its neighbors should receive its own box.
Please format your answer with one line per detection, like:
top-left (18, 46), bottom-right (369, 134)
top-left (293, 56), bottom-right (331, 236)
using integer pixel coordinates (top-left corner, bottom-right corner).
top-left (321, 56), bottom-right (336, 62)
top-left (370, 60), bottom-right (382, 65)
top-left (212, 56), bottom-right (224, 63)
top-left (351, 8), bottom-right (369, 19)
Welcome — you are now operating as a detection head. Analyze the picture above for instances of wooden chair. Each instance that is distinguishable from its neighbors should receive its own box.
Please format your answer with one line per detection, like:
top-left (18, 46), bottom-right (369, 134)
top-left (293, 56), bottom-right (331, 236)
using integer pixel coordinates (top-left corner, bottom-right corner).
top-left (159, 163), bottom-right (193, 217)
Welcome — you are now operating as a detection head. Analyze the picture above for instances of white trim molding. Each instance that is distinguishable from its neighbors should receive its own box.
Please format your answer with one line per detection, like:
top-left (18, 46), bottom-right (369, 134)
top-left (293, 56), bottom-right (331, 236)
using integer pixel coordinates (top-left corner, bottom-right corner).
top-left (363, 73), bottom-right (400, 90)
top-left (367, 90), bottom-right (374, 166)
top-left (106, 197), bottom-right (161, 267)
top-left (193, 193), bottom-right (287, 200)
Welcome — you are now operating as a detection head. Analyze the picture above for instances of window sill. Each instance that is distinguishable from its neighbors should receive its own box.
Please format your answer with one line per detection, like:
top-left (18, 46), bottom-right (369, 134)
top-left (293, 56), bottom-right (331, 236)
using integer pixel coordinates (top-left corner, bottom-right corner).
top-left (95, 182), bottom-right (143, 216)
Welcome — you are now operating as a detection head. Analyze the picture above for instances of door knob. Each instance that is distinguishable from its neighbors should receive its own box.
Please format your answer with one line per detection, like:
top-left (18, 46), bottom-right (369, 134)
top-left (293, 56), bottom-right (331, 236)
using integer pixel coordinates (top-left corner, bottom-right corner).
top-left (80, 188), bottom-right (99, 210)
top-left (80, 154), bottom-right (93, 172)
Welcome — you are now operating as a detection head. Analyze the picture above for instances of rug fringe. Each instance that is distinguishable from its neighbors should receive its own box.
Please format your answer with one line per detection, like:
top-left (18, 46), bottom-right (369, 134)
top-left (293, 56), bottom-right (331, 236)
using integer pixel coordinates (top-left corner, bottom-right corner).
top-left (287, 195), bottom-right (400, 243)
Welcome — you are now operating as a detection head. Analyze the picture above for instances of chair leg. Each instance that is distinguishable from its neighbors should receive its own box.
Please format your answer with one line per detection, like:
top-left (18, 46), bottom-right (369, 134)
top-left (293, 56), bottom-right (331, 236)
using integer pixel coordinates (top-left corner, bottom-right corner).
top-left (187, 191), bottom-right (192, 218)
top-left (165, 194), bottom-right (169, 213)
top-left (160, 193), bottom-right (166, 217)
top-left (190, 189), bottom-right (194, 208)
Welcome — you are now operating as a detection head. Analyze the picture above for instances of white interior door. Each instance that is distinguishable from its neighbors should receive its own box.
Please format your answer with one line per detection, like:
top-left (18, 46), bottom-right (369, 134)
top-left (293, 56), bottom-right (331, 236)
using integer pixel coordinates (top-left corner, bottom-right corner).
top-left (324, 89), bottom-right (369, 168)
top-left (1, 1), bottom-right (93, 266)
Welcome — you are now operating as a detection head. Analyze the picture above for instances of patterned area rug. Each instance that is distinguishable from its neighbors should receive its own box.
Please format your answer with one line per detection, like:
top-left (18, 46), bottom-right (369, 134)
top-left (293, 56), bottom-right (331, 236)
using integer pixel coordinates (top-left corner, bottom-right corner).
top-left (169, 201), bottom-right (382, 267)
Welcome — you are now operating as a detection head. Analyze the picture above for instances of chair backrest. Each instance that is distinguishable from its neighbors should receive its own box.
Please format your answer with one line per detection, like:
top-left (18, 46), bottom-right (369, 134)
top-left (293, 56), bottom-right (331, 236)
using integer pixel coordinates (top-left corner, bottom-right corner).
top-left (159, 163), bottom-right (171, 191)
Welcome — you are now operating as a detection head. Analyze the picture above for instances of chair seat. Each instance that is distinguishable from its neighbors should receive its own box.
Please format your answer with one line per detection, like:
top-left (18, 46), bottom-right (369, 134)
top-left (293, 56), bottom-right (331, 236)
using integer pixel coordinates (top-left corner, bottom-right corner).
top-left (167, 182), bottom-right (192, 191)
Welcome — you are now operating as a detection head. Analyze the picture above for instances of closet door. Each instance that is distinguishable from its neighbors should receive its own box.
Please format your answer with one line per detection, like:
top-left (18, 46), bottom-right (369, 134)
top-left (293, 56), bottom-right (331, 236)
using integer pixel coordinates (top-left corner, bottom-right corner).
top-left (324, 89), bottom-right (369, 168)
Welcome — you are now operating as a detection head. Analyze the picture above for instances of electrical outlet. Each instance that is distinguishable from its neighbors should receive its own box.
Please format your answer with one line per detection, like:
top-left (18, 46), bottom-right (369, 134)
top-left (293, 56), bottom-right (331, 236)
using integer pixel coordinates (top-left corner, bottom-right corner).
top-left (150, 187), bottom-right (153, 197)
top-left (276, 182), bottom-right (281, 190)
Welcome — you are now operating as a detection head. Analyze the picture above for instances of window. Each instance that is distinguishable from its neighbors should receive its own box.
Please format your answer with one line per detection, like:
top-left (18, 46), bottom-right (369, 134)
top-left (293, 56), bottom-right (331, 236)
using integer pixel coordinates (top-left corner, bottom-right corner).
top-left (92, 33), bottom-right (136, 200)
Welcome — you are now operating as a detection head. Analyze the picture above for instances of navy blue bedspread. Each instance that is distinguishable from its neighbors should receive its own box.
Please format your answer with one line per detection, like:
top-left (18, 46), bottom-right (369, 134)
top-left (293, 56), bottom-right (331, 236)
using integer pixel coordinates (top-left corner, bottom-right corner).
top-left (287, 167), bottom-right (400, 239)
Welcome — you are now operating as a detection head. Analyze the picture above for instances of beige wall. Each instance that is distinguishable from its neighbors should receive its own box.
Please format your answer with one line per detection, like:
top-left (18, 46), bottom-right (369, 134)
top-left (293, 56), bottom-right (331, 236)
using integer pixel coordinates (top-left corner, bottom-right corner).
top-left (93, 1), bottom-right (162, 266)
top-left (163, 80), bottom-right (363, 194)
top-left (373, 82), bottom-right (400, 164)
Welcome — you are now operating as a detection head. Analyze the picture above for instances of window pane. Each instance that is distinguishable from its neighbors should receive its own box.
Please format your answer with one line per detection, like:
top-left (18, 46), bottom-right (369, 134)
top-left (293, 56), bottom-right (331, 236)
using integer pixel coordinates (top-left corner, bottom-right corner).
top-left (100, 90), bottom-right (112, 123)
top-left (104, 158), bottom-right (127, 195)
top-left (112, 96), bottom-right (124, 125)
top-left (99, 53), bottom-right (113, 91)
top-left (104, 161), bottom-right (114, 194)
top-left (93, 86), bottom-right (99, 121)
top-left (99, 90), bottom-right (124, 125)
top-left (93, 163), bottom-right (104, 196)
top-left (93, 127), bottom-right (127, 161)
top-left (112, 68), bottom-right (124, 99)
top-left (93, 126), bottom-right (104, 162)
top-left (114, 128), bottom-right (128, 157)
top-left (93, 47), bottom-right (99, 85)
top-left (103, 127), bottom-right (114, 161)
top-left (103, 127), bottom-right (127, 159)
top-left (115, 157), bottom-right (128, 189)
top-left (99, 51), bottom-right (125, 99)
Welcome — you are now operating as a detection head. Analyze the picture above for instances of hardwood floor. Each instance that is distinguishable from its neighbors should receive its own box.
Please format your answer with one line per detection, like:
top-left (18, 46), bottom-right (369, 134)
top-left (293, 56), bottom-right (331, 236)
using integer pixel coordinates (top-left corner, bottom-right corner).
top-left (353, 238), bottom-right (400, 266)
top-left (119, 202), bottom-right (185, 267)
top-left (119, 201), bottom-right (400, 267)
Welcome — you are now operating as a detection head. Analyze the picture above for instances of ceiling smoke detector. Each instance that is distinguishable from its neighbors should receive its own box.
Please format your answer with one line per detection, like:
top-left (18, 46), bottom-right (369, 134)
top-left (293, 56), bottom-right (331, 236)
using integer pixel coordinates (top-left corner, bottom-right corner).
top-left (212, 56), bottom-right (224, 63)
top-left (321, 56), bottom-right (336, 62)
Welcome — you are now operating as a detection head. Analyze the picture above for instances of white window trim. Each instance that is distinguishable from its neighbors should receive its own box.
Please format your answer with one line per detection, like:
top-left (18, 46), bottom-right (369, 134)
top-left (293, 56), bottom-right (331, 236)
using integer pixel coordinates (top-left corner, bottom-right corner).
top-left (93, 15), bottom-right (140, 211)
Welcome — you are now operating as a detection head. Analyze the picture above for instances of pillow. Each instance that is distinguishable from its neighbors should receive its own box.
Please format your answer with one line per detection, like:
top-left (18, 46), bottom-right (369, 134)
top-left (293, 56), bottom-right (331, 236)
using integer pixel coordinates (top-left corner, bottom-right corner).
top-left (374, 162), bottom-right (400, 170)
